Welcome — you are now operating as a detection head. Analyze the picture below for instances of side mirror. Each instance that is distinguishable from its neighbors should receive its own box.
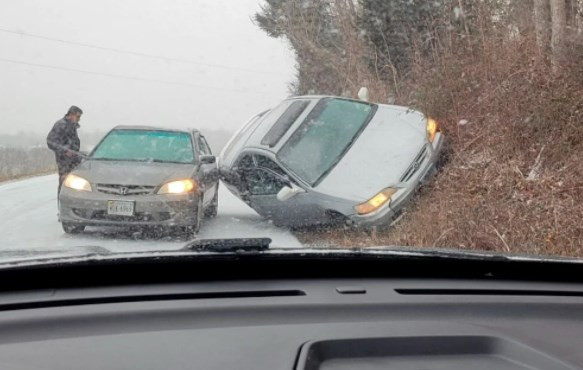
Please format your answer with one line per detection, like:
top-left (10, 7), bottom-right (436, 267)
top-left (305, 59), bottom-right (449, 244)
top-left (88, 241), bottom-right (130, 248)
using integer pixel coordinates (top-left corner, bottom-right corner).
top-left (277, 184), bottom-right (305, 202)
top-left (200, 155), bottom-right (216, 165)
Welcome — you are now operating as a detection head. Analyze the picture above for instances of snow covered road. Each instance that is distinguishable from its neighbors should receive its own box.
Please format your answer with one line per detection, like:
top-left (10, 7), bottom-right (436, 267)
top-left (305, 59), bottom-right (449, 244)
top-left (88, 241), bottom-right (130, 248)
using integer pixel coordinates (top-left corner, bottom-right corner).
top-left (0, 174), bottom-right (302, 254)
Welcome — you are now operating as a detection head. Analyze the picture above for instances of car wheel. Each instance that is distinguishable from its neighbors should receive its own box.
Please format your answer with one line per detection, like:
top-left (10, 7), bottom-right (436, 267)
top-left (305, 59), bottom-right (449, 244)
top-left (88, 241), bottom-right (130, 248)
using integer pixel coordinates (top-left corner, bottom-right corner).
top-left (326, 210), bottom-right (350, 228)
top-left (180, 225), bottom-right (198, 239)
top-left (436, 140), bottom-right (452, 169)
top-left (179, 200), bottom-right (203, 239)
top-left (204, 191), bottom-right (219, 218)
top-left (62, 223), bottom-right (85, 234)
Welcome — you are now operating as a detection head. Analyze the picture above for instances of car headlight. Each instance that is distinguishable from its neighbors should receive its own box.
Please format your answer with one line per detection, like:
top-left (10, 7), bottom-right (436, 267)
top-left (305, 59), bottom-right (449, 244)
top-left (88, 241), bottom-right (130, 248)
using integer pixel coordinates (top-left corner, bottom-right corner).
top-left (63, 174), bottom-right (92, 192)
top-left (426, 117), bottom-right (440, 143)
top-left (354, 188), bottom-right (398, 215)
top-left (158, 179), bottom-right (197, 195)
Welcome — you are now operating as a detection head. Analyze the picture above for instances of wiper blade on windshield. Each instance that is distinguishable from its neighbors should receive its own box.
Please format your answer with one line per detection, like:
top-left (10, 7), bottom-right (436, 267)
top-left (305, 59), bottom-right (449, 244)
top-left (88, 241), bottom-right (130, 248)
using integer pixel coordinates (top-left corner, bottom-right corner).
top-left (182, 238), bottom-right (271, 253)
top-left (147, 159), bottom-right (192, 164)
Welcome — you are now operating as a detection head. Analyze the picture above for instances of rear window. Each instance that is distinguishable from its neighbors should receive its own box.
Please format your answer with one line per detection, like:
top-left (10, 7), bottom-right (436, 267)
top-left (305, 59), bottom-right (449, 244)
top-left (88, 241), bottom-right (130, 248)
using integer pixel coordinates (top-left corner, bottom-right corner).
top-left (261, 100), bottom-right (309, 147)
top-left (92, 130), bottom-right (194, 164)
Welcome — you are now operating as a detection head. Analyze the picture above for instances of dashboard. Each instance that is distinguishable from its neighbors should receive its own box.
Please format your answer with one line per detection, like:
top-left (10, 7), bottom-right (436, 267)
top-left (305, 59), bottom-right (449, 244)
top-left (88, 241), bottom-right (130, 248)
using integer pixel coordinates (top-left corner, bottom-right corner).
top-left (0, 254), bottom-right (581, 369)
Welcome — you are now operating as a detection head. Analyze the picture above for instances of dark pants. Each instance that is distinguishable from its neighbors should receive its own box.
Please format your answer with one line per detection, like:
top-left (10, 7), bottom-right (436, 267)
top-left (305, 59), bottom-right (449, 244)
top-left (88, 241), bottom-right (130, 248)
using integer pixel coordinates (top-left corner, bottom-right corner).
top-left (57, 165), bottom-right (72, 196)
top-left (55, 153), bottom-right (81, 196)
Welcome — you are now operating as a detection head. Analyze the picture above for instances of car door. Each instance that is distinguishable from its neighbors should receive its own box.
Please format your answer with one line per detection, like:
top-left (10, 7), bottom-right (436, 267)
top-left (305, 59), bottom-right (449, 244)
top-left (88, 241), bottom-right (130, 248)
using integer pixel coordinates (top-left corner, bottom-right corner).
top-left (235, 153), bottom-right (325, 226)
top-left (195, 134), bottom-right (218, 206)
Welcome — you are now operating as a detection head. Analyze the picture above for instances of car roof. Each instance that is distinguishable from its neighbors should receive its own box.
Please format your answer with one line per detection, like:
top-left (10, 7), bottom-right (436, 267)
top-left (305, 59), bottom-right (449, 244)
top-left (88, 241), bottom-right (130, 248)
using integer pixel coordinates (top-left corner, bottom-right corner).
top-left (240, 96), bottom-right (321, 149)
top-left (288, 94), bottom-right (348, 101)
top-left (220, 95), bottom-right (381, 167)
top-left (242, 95), bottom-right (374, 149)
top-left (111, 125), bottom-right (198, 134)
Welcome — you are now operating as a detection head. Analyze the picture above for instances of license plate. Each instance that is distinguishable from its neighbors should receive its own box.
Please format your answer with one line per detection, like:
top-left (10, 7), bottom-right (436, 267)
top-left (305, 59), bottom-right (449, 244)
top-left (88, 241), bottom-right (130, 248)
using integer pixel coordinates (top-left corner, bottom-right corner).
top-left (107, 200), bottom-right (135, 216)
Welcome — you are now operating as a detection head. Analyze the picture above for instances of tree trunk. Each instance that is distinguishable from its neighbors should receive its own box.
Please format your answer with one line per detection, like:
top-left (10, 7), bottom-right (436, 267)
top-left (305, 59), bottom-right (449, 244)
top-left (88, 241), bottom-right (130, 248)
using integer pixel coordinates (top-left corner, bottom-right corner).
top-left (534, 0), bottom-right (552, 59)
top-left (550, 0), bottom-right (567, 72)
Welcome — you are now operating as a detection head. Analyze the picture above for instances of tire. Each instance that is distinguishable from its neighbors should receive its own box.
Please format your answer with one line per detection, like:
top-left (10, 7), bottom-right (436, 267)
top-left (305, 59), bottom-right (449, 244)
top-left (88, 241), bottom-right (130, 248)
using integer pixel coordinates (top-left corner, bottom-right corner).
top-left (435, 139), bottom-right (452, 169)
top-left (177, 200), bottom-right (203, 240)
top-left (180, 225), bottom-right (198, 239)
top-left (326, 210), bottom-right (349, 227)
top-left (62, 223), bottom-right (85, 234)
top-left (204, 191), bottom-right (219, 218)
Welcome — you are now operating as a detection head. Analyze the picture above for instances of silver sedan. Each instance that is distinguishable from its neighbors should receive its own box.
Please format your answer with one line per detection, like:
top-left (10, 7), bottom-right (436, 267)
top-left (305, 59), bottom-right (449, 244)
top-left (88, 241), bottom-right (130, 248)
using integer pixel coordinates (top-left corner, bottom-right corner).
top-left (59, 126), bottom-right (220, 236)
top-left (219, 96), bottom-right (445, 228)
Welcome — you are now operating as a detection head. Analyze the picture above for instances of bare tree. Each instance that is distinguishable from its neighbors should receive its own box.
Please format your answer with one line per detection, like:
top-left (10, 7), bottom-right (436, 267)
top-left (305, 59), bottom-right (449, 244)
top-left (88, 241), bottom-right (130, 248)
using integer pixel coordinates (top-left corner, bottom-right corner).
top-left (534, 0), bottom-right (552, 59)
top-left (550, 0), bottom-right (567, 72)
top-left (534, 0), bottom-right (570, 71)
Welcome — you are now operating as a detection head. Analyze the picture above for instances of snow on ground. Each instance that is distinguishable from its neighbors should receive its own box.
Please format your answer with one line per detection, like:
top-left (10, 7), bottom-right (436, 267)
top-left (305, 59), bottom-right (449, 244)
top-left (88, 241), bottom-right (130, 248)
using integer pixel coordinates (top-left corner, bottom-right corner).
top-left (0, 175), bottom-right (301, 255)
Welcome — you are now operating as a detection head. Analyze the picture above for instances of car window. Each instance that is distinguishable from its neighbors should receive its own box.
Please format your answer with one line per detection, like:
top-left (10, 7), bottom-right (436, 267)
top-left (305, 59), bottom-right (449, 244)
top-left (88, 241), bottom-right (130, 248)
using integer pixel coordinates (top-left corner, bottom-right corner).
top-left (3, 0), bottom-right (583, 267)
top-left (261, 100), bottom-right (310, 147)
top-left (278, 99), bottom-right (376, 185)
top-left (197, 136), bottom-right (212, 155)
top-left (92, 130), bottom-right (195, 164)
top-left (255, 155), bottom-right (288, 178)
top-left (237, 154), bottom-right (289, 196)
top-left (245, 168), bottom-right (288, 196)
top-left (237, 154), bottom-right (255, 170)
top-left (201, 137), bottom-right (212, 155)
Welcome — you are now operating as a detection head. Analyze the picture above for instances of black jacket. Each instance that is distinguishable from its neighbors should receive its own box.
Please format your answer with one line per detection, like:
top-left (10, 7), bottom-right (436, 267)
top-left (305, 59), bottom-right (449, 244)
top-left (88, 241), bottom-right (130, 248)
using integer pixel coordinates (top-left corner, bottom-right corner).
top-left (46, 118), bottom-right (81, 170)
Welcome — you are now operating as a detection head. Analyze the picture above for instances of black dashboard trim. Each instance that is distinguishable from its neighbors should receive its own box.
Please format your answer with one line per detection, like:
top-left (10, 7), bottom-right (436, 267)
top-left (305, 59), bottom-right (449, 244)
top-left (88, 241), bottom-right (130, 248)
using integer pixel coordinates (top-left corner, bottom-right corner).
top-left (0, 289), bottom-right (306, 312)
top-left (395, 289), bottom-right (583, 297)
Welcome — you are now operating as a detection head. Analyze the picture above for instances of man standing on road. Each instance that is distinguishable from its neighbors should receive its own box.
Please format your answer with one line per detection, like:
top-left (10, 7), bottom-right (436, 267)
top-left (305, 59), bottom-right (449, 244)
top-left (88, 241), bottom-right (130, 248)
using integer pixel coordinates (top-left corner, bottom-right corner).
top-left (46, 106), bottom-right (83, 195)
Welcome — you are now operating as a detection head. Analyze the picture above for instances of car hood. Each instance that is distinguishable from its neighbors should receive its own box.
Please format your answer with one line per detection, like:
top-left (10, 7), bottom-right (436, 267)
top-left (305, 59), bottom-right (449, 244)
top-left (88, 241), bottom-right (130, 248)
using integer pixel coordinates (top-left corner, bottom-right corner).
top-left (315, 105), bottom-right (427, 202)
top-left (73, 160), bottom-right (196, 186)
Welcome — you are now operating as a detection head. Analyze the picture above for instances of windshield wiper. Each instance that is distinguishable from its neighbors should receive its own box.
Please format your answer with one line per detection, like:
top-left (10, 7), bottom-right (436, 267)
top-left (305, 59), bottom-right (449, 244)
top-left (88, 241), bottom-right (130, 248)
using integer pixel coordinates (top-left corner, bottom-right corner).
top-left (182, 238), bottom-right (271, 253)
top-left (147, 159), bottom-right (192, 164)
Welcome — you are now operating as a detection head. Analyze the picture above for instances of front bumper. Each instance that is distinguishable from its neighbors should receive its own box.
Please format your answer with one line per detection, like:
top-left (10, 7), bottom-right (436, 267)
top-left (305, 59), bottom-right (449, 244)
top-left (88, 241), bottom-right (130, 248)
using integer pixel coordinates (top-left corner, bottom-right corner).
top-left (58, 187), bottom-right (201, 227)
top-left (348, 134), bottom-right (445, 228)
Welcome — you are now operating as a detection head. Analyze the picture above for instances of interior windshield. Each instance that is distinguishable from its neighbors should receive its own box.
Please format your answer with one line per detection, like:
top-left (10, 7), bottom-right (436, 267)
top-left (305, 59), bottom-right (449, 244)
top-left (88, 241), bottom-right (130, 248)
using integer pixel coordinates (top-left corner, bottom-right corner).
top-left (0, 0), bottom-right (581, 262)
top-left (278, 99), bottom-right (375, 185)
top-left (92, 130), bottom-right (194, 164)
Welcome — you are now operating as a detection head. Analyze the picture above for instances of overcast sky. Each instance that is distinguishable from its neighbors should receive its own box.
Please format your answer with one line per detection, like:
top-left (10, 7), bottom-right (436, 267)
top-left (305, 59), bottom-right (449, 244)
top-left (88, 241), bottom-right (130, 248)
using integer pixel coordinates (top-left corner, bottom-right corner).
top-left (0, 0), bottom-right (295, 135)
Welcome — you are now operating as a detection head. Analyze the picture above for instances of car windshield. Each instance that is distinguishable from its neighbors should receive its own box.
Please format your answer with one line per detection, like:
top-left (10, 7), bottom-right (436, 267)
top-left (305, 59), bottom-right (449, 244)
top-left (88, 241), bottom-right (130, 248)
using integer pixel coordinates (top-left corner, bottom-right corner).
top-left (1, 0), bottom-right (582, 264)
top-left (92, 130), bottom-right (194, 164)
top-left (278, 98), bottom-right (375, 185)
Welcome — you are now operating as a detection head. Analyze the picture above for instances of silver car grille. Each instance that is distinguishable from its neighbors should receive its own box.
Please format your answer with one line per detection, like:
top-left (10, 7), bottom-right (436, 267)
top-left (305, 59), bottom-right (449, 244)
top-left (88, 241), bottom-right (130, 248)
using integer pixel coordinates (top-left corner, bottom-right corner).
top-left (96, 184), bottom-right (156, 196)
top-left (400, 145), bottom-right (429, 183)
